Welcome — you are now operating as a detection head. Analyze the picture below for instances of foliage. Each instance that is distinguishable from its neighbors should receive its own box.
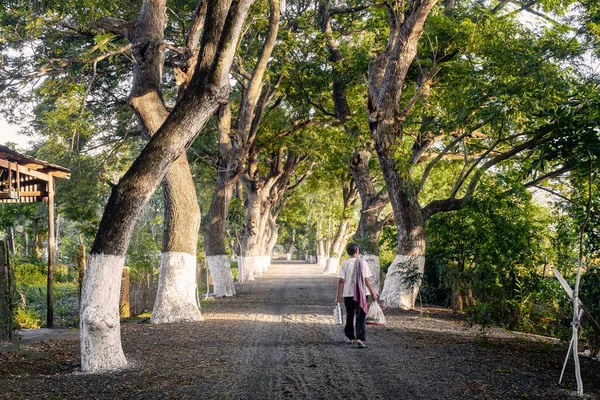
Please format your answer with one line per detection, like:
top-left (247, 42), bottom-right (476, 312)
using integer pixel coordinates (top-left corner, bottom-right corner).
top-left (13, 261), bottom-right (46, 285)
top-left (423, 181), bottom-right (562, 334)
top-left (0, 0), bottom-right (599, 341)
top-left (14, 307), bottom-right (42, 329)
top-left (15, 282), bottom-right (79, 328)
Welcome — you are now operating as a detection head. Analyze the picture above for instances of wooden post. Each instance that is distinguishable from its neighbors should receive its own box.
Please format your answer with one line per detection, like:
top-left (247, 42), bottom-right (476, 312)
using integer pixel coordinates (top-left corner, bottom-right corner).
top-left (47, 177), bottom-right (55, 328)
top-left (120, 267), bottom-right (130, 318)
top-left (77, 236), bottom-right (86, 303)
top-left (0, 240), bottom-right (11, 339)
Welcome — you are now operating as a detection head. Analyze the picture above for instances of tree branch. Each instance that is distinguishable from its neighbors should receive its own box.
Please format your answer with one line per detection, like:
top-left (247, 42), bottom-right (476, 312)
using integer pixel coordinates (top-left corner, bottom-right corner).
top-left (522, 164), bottom-right (578, 189)
top-left (88, 17), bottom-right (135, 38)
top-left (531, 185), bottom-right (573, 203)
top-left (422, 132), bottom-right (553, 220)
top-left (237, 0), bottom-right (281, 136)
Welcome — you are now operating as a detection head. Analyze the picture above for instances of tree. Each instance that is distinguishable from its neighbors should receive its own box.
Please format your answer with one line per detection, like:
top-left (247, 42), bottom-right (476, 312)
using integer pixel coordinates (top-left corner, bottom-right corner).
top-left (320, 177), bottom-right (359, 273)
top-left (0, 0), bottom-right (206, 324)
top-left (125, 0), bottom-right (203, 324)
top-left (365, 0), bottom-right (595, 309)
top-left (79, 0), bottom-right (255, 372)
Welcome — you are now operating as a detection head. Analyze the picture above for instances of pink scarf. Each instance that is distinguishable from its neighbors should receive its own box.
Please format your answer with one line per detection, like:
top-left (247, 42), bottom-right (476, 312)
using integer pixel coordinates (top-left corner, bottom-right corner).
top-left (353, 258), bottom-right (369, 314)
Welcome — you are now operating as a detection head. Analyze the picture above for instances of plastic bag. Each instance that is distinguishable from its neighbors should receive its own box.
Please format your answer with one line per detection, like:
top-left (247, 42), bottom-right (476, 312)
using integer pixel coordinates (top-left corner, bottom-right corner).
top-left (366, 301), bottom-right (386, 326)
top-left (334, 303), bottom-right (343, 325)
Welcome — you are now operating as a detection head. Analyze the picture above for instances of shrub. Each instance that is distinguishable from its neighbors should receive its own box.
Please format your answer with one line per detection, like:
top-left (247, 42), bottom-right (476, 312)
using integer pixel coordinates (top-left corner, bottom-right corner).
top-left (15, 283), bottom-right (79, 328)
top-left (14, 262), bottom-right (46, 285)
top-left (14, 307), bottom-right (42, 329)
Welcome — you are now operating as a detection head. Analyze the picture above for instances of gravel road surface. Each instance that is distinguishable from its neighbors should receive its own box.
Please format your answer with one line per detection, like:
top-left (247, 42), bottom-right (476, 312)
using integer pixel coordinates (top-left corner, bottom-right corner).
top-left (1, 260), bottom-right (599, 399)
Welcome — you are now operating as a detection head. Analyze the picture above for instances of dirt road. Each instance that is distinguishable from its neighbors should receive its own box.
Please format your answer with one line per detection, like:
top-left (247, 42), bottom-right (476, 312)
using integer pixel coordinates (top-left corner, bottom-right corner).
top-left (1, 260), bottom-right (599, 399)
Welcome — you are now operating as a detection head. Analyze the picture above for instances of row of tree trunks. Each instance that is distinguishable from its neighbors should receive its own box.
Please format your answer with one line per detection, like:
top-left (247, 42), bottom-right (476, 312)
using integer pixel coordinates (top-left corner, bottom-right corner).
top-left (239, 148), bottom-right (307, 280)
top-left (203, 104), bottom-right (237, 297)
top-left (80, 0), bottom-right (256, 372)
top-left (203, 0), bottom-right (281, 291)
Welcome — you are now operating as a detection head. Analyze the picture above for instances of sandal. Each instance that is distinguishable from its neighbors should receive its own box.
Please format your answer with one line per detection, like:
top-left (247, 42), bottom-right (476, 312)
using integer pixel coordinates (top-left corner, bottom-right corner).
top-left (357, 341), bottom-right (366, 348)
top-left (344, 338), bottom-right (354, 344)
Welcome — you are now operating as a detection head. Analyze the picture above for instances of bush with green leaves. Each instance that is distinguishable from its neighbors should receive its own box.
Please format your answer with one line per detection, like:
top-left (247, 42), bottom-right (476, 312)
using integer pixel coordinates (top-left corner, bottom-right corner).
top-left (13, 262), bottom-right (46, 285)
top-left (423, 183), bottom-right (569, 335)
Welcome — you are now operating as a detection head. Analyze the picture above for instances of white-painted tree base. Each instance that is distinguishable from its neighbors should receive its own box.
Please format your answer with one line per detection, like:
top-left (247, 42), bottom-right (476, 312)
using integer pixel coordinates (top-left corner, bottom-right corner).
top-left (317, 255), bottom-right (326, 268)
top-left (285, 253), bottom-right (291, 261)
top-left (322, 257), bottom-right (339, 274)
top-left (254, 255), bottom-right (268, 275)
top-left (80, 254), bottom-right (127, 372)
top-left (206, 255), bottom-right (236, 297)
top-left (380, 255), bottom-right (425, 309)
top-left (255, 257), bottom-right (264, 276)
top-left (362, 254), bottom-right (381, 294)
top-left (238, 256), bottom-right (256, 282)
top-left (152, 252), bottom-right (203, 324)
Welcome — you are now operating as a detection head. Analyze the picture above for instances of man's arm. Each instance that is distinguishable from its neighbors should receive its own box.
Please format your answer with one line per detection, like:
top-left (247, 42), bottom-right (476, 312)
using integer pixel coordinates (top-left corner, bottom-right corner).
top-left (335, 279), bottom-right (344, 304)
top-left (365, 277), bottom-right (378, 302)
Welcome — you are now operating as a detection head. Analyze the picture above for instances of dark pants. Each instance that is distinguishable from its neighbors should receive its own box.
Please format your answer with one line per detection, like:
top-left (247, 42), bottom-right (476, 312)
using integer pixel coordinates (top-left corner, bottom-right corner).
top-left (344, 296), bottom-right (367, 341)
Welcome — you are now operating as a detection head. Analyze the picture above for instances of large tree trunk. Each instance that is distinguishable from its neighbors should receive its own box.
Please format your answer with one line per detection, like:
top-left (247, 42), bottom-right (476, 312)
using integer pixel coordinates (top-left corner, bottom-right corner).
top-left (204, 172), bottom-right (237, 297)
top-left (80, 0), bottom-right (254, 372)
top-left (255, 204), bottom-right (271, 275)
top-left (203, 104), bottom-right (237, 297)
top-left (152, 156), bottom-right (203, 322)
top-left (286, 228), bottom-right (295, 261)
top-left (350, 145), bottom-right (389, 294)
top-left (239, 186), bottom-right (265, 282)
top-left (367, 0), bottom-right (437, 309)
top-left (316, 236), bottom-right (326, 268)
top-left (7, 228), bottom-right (15, 255)
top-left (322, 220), bottom-right (349, 274)
top-left (323, 181), bottom-right (358, 274)
top-left (373, 123), bottom-right (427, 309)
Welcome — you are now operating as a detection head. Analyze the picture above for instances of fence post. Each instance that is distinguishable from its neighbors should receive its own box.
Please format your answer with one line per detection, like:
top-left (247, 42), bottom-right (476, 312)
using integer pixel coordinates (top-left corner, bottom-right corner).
top-left (77, 239), bottom-right (86, 304)
top-left (120, 267), bottom-right (130, 318)
top-left (0, 240), bottom-right (14, 340)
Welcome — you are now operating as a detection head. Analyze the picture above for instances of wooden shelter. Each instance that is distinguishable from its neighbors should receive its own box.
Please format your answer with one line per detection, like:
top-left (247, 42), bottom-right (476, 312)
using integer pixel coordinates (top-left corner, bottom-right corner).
top-left (0, 145), bottom-right (71, 328)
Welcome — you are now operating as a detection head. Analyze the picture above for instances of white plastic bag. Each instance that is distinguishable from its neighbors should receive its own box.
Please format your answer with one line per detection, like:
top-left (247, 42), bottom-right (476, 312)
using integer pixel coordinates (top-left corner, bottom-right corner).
top-left (334, 303), bottom-right (343, 325)
top-left (366, 301), bottom-right (386, 326)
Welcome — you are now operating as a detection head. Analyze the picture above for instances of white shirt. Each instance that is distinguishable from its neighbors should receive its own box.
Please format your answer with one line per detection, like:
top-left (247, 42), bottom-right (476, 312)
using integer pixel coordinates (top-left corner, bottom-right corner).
top-left (338, 257), bottom-right (372, 297)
